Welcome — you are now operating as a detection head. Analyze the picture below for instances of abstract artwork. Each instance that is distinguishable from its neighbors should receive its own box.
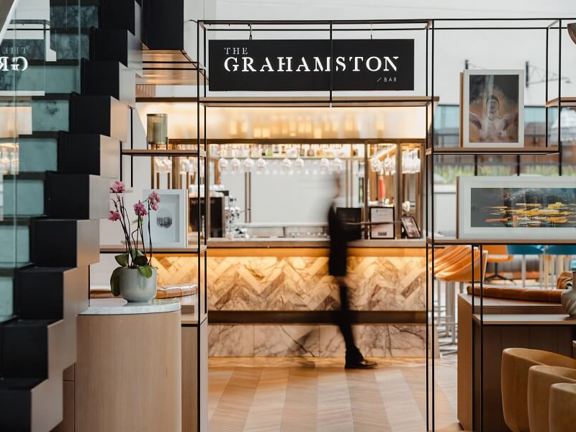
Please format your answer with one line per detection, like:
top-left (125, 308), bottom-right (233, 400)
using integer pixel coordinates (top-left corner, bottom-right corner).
top-left (458, 176), bottom-right (576, 239)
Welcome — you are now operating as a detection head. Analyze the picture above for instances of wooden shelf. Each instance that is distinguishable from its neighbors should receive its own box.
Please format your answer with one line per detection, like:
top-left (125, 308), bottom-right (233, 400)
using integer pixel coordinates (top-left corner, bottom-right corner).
top-left (140, 50), bottom-right (207, 86)
top-left (169, 138), bottom-right (425, 145)
top-left (199, 95), bottom-right (439, 108)
top-left (212, 155), bottom-right (363, 161)
top-left (121, 149), bottom-right (206, 157)
top-left (546, 97), bottom-right (576, 108)
top-left (100, 245), bottom-right (207, 255)
top-left (427, 238), bottom-right (576, 246)
top-left (473, 313), bottom-right (576, 326)
top-left (426, 146), bottom-right (559, 156)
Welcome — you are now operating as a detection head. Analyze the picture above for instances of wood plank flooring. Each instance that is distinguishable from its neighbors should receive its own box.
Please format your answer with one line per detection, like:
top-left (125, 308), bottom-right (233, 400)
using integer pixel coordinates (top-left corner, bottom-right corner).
top-left (208, 357), bottom-right (462, 432)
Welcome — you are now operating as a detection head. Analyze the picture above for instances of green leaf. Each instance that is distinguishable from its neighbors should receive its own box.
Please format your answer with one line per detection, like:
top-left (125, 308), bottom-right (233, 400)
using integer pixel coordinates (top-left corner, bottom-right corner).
top-left (133, 255), bottom-right (148, 266)
top-left (114, 253), bottom-right (129, 267)
top-left (137, 265), bottom-right (153, 278)
top-left (110, 267), bottom-right (123, 296)
top-left (129, 249), bottom-right (144, 260)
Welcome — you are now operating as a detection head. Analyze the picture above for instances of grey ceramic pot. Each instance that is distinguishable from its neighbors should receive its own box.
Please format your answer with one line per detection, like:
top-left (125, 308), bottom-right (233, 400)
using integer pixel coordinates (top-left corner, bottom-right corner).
top-left (118, 267), bottom-right (157, 303)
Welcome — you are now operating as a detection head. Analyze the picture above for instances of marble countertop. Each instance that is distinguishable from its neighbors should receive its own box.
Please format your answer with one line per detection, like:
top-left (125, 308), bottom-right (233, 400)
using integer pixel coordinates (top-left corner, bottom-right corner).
top-left (81, 298), bottom-right (181, 315)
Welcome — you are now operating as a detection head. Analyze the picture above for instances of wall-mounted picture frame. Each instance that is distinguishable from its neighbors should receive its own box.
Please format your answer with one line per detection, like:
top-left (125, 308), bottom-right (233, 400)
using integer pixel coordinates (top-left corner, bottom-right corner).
top-left (369, 206), bottom-right (395, 239)
top-left (457, 176), bottom-right (576, 240)
top-left (143, 189), bottom-right (188, 248)
top-left (461, 69), bottom-right (524, 148)
top-left (401, 215), bottom-right (421, 238)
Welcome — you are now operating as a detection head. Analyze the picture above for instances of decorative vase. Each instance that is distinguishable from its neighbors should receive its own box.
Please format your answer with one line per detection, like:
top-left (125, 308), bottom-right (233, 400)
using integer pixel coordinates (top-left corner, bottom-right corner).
top-left (118, 267), bottom-right (157, 303)
top-left (560, 272), bottom-right (576, 317)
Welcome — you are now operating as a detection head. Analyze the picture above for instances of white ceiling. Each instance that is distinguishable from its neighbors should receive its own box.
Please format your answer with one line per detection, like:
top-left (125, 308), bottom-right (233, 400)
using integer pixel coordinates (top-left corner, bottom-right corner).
top-left (208, 0), bottom-right (576, 20)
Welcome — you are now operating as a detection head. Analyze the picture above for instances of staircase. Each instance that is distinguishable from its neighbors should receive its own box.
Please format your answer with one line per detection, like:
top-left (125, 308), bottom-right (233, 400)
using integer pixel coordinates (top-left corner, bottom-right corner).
top-left (0, 0), bottom-right (143, 430)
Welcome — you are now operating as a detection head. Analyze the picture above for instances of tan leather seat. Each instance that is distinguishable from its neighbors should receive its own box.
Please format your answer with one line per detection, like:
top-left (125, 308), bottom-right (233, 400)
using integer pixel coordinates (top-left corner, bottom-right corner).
top-left (501, 348), bottom-right (576, 432)
top-left (528, 366), bottom-right (576, 432)
top-left (549, 383), bottom-right (576, 432)
top-left (485, 244), bottom-right (513, 264)
top-left (429, 246), bottom-right (470, 274)
top-left (436, 249), bottom-right (487, 283)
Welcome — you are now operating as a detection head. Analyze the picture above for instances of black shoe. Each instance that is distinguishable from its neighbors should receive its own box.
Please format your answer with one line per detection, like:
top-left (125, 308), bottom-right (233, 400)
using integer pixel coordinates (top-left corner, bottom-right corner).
top-left (345, 359), bottom-right (378, 369)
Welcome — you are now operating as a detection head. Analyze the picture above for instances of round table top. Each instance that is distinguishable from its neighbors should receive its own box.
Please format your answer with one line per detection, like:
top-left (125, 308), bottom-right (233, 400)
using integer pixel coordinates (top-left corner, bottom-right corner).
top-left (80, 298), bottom-right (181, 316)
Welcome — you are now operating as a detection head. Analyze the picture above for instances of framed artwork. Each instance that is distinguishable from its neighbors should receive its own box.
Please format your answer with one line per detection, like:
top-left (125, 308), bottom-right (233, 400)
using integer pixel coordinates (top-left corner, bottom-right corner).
top-left (369, 206), bottom-right (395, 239)
top-left (457, 176), bottom-right (576, 240)
top-left (461, 69), bottom-right (524, 148)
top-left (401, 216), bottom-right (421, 238)
top-left (143, 189), bottom-right (188, 248)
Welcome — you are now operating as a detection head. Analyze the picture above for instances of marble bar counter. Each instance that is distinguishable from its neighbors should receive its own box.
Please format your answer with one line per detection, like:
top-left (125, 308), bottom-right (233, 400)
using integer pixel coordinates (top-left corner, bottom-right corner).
top-left (151, 239), bottom-right (427, 358)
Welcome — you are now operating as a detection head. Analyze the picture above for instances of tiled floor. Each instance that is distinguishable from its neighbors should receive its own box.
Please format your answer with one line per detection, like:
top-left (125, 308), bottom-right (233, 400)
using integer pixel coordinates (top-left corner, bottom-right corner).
top-left (208, 357), bottom-right (461, 432)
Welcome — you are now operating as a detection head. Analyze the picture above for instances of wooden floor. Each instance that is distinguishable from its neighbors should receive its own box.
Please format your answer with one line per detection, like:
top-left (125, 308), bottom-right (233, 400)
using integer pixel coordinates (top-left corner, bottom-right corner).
top-left (208, 357), bottom-right (461, 432)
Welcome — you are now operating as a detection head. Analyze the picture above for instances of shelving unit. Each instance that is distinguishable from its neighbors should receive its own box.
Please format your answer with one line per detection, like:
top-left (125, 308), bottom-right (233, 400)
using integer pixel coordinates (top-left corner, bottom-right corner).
top-left (425, 17), bottom-right (572, 432)
top-left (188, 17), bottom-right (575, 432)
top-left (120, 101), bottom-right (209, 432)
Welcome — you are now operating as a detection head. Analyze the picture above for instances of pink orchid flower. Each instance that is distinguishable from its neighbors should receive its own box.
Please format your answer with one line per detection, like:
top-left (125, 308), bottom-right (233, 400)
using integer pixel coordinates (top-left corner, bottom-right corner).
top-left (134, 200), bottom-right (148, 217)
top-left (148, 191), bottom-right (160, 205)
top-left (108, 210), bottom-right (121, 222)
top-left (110, 180), bottom-right (126, 194)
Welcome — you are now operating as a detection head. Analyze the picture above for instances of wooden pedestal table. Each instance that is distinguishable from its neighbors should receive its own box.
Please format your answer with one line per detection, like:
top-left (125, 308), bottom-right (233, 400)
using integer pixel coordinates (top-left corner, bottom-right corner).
top-left (75, 299), bottom-right (182, 432)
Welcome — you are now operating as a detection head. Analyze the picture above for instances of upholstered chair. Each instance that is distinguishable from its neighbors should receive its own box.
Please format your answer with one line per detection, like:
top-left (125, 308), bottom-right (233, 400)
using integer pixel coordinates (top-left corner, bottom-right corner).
top-left (501, 348), bottom-right (576, 432)
top-left (549, 383), bottom-right (576, 432)
top-left (527, 365), bottom-right (576, 432)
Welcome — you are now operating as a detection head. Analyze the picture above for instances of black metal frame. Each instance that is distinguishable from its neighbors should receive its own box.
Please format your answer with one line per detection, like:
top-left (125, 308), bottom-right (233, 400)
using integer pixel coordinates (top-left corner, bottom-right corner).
top-left (193, 16), bottom-right (575, 432)
top-left (425, 17), bottom-right (572, 432)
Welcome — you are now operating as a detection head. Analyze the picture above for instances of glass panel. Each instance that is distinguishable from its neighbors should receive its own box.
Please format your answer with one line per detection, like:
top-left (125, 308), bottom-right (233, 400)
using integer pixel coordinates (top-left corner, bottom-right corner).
top-left (0, 0), bottom-right (85, 322)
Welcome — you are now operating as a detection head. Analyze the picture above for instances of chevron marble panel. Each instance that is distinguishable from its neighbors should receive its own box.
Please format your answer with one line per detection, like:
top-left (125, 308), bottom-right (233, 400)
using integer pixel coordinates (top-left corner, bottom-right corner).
top-left (153, 252), bottom-right (426, 358)
top-left (209, 324), bottom-right (426, 358)
top-left (152, 255), bottom-right (426, 312)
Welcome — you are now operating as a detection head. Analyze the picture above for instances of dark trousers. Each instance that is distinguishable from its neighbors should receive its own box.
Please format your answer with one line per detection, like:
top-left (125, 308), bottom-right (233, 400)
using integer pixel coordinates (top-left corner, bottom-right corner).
top-left (337, 279), bottom-right (363, 363)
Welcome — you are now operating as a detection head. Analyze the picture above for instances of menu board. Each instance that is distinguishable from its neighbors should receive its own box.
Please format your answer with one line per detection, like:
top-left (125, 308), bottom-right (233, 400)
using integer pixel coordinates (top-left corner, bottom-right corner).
top-left (369, 206), bottom-right (395, 239)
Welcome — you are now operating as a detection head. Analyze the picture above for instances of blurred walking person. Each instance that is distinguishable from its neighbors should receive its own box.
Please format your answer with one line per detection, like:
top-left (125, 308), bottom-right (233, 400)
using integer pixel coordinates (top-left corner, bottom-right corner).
top-left (328, 175), bottom-right (377, 369)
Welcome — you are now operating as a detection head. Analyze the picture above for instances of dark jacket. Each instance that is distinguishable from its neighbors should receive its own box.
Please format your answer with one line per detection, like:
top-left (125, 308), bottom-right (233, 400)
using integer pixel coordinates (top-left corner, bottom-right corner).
top-left (328, 205), bottom-right (355, 277)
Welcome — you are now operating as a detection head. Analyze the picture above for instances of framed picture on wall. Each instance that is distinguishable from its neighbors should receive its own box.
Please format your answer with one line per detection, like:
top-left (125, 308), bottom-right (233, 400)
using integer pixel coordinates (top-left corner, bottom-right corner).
top-left (369, 206), bottom-right (395, 239)
top-left (457, 176), bottom-right (576, 240)
top-left (143, 189), bottom-right (188, 248)
top-left (401, 216), bottom-right (421, 238)
top-left (461, 69), bottom-right (524, 148)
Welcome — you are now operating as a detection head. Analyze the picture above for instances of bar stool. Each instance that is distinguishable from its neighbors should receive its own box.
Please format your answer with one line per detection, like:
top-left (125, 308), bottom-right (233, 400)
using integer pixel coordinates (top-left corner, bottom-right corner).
top-left (485, 244), bottom-right (514, 282)
top-left (435, 247), bottom-right (487, 346)
top-left (501, 348), bottom-right (576, 432)
top-left (429, 246), bottom-right (471, 341)
top-left (506, 245), bottom-right (544, 288)
top-left (527, 365), bottom-right (576, 432)
top-left (549, 383), bottom-right (576, 432)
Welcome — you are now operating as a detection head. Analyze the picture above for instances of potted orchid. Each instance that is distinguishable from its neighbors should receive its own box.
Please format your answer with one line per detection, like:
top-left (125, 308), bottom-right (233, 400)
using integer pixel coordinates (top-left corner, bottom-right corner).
top-left (108, 180), bottom-right (161, 302)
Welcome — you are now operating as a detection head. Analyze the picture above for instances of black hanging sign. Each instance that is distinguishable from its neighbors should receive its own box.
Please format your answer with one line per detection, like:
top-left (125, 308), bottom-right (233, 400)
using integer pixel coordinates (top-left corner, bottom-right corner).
top-left (208, 39), bottom-right (414, 91)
